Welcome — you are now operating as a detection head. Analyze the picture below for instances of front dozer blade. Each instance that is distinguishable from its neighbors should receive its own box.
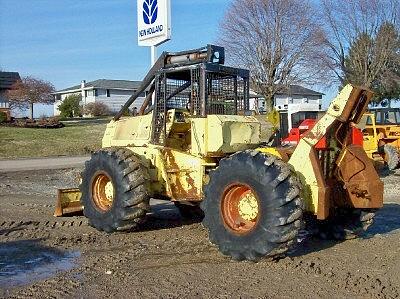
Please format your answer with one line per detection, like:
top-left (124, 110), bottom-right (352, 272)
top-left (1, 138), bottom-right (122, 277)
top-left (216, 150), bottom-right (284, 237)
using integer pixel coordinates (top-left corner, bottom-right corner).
top-left (54, 188), bottom-right (83, 217)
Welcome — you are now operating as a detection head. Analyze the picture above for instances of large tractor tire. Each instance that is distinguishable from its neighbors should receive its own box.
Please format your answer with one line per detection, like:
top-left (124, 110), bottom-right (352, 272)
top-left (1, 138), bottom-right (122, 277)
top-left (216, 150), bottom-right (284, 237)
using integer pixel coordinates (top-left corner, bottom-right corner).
top-left (383, 144), bottom-right (399, 170)
top-left (310, 209), bottom-right (376, 240)
top-left (80, 148), bottom-right (150, 232)
top-left (201, 150), bottom-right (304, 261)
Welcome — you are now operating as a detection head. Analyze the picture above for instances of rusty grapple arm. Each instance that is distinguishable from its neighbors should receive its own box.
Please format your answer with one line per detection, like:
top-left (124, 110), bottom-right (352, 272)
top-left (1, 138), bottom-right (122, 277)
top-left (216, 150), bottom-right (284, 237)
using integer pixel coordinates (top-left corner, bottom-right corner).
top-left (288, 84), bottom-right (384, 220)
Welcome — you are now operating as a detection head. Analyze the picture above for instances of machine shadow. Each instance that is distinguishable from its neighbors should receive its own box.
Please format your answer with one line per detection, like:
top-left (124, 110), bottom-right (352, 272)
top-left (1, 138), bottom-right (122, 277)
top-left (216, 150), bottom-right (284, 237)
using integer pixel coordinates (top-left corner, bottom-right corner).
top-left (376, 164), bottom-right (395, 178)
top-left (290, 203), bottom-right (400, 257)
top-left (363, 203), bottom-right (400, 237)
top-left (139, 200), bottom-right (202, 232)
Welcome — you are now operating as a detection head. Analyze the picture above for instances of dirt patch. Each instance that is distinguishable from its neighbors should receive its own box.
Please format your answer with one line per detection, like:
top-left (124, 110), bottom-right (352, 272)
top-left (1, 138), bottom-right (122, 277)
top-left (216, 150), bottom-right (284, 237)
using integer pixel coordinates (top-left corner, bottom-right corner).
top-left (1, 168), bottom-right (400, 298)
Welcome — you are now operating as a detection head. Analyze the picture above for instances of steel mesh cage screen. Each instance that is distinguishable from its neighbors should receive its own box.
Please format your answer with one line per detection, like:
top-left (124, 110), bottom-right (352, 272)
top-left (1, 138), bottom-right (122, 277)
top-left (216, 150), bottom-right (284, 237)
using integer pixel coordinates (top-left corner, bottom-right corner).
top-left (190, 68), bottom-right (201, 115)
top-left (165, 78), bottom-right (191, 109)
top-left (151, 64), bottom-right (250, 144)
top-left (205, 73), bottom-right (249, 115)
top-left (151, 73), bottom-right (167, 144)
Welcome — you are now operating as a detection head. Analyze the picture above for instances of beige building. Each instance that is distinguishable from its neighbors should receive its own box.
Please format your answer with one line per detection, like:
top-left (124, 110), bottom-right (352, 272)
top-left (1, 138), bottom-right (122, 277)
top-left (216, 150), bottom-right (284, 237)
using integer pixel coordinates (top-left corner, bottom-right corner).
top-left (53, 79), bottom-right (146, 116)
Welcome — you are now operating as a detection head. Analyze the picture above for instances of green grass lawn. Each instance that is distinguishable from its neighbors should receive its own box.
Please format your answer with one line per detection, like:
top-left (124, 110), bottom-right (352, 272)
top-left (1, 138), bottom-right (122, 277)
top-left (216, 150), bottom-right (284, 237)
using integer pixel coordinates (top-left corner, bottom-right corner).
top-left (0, 119), bottom-right (109, 159)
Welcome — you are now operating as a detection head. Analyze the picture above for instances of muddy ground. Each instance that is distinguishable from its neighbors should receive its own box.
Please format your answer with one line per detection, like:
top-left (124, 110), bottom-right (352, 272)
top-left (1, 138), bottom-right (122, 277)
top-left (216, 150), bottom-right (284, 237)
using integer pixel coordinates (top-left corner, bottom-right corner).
top-left (0, 167), bottom-right (400, 298)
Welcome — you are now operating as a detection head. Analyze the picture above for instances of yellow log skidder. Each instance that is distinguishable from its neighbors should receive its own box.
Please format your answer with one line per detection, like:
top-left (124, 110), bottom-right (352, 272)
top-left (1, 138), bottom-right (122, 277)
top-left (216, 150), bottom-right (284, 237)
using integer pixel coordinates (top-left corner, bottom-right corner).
top-left (55, 45), bottom-right (383, 261)
top-left (358, 109), bottom-right (400, 170)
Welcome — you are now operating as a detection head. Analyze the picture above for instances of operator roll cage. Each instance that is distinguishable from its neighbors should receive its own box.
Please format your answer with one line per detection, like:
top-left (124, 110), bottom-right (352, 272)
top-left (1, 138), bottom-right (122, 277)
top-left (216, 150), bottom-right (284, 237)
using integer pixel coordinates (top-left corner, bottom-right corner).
top-left (114, 45), bottom-right (250, 145)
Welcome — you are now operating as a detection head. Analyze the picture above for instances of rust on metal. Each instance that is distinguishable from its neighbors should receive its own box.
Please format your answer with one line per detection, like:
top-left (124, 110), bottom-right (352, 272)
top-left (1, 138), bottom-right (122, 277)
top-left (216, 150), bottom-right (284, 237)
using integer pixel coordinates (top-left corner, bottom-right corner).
top-left (54, 188), bottom-right (83, 217)
top-left (275, 147), bottom-right (295, 162)
top-left (161, 148), bottom-right (201, 201)
top-left (138, 83), bottom-right (155, 115)
top-left (91, 171), bottom-right (115, 212)
top-left (220, 183), bottom-right (260, 235)
top-left (338, 88), bottom-right (373, 123)
top-left (185, 173), bottom-right (200, 199)
top-left (309, 150), bottom-right (330, 220)
top-left (336, 144), bottom-right (384, 209)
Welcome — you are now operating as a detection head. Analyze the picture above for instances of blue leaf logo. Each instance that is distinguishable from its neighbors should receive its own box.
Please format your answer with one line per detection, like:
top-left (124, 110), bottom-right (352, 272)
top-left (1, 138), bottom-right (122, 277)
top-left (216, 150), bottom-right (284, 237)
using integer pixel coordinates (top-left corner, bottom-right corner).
top-left (143, 0), bottom-right (158, 25)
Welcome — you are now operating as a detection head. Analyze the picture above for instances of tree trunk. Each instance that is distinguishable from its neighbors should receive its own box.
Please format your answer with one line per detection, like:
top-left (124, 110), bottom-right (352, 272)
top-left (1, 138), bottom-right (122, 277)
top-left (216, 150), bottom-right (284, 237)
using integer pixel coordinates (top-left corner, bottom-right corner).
top-left (254, 99), bottom-right (260, 115)
top-left (29, 102), bottom-right (34, 120)
top-left (264, 95), bottom-right (274, 114)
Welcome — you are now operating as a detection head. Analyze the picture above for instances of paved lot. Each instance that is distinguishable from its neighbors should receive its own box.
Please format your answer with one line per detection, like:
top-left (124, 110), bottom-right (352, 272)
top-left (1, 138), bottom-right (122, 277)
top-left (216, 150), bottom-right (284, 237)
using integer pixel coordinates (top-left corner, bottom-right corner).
top-left (0, 156), bottom-right (89, 172)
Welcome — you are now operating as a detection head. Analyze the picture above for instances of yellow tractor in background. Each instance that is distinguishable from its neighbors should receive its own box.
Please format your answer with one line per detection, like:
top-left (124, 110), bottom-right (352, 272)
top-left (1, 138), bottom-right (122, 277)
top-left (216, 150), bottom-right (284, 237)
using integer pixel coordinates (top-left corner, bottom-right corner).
top-left (359, 109), bottom-right (400, 170)
top-left (56, 45), bottom-right (383, 261)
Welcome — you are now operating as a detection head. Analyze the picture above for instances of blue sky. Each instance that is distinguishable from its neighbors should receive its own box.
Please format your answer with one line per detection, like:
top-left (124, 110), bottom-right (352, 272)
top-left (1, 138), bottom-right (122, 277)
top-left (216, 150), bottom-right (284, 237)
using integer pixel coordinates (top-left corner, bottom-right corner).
top-left (0, 0), bottom-right (337, 112)
top-left (0, 0), bottom-right (229, 89)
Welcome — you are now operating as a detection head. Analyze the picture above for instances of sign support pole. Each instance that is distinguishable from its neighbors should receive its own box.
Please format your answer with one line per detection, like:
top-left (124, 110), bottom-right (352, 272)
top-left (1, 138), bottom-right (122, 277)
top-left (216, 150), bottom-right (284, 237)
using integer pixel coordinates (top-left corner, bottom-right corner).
top-left (150, 45), bottom-right (156, 66)
top-left (137, 0), bottom-right (171, 105)
top-left (150, 45), bottom-right (157, 105)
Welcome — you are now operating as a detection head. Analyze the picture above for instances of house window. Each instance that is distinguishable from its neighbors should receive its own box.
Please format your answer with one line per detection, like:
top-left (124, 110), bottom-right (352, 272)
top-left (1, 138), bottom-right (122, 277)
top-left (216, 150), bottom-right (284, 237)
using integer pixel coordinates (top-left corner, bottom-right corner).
top-left (94, 89), bottom-right (98, 97)
top-left (106, 89), bottom-right (110, 97)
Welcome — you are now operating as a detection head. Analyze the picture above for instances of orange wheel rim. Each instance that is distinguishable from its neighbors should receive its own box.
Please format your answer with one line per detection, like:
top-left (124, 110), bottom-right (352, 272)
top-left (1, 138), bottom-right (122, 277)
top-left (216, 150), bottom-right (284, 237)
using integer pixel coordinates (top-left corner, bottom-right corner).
top-left (221, 183), bottom-right (260, 235)
top-left (92, 171), bottom-right (114, 212)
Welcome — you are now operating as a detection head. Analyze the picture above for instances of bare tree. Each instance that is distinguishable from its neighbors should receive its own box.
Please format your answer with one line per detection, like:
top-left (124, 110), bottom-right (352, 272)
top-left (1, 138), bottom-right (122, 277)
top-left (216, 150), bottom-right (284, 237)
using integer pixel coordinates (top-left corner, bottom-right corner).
top-left (6, 76), bottom-right (55, 119)
top-left (219, 0), bottom-right (327, 111)
top-left (320, 0), bottom-right (400, 88)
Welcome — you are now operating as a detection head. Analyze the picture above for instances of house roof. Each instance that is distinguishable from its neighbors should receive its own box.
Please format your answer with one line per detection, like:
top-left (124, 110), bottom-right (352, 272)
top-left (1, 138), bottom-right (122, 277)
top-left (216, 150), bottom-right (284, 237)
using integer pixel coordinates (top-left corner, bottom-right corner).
top-left (0, 72), bottom-right (21, 90)
top-left (276, 85), bottom-right (324, 96)
top-left (56, 79), bottom-right (142, 93)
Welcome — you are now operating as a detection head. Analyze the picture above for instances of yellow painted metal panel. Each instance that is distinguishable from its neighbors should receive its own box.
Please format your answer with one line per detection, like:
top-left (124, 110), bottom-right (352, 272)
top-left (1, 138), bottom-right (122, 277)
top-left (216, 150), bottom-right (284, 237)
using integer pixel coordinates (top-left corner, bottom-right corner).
top-left (190, 117), bottom-right (207, 156)
top-left (288, 84), bottom-right (361, 215)
top-left (190, 115), bottom-right (261, 156)
top-left (102, 114), bottom-right (153, 148)
top-left (288, 139), bottom-right (319, 212)
top-left (54, 188), bottom-right (83, 217)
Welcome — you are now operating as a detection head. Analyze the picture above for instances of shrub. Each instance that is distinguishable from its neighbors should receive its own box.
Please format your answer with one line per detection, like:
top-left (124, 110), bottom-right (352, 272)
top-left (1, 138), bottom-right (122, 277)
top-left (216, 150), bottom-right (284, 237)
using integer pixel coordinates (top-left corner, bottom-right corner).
top-left (58, 94), bottom-right (81, 118)
top-left (0, 111), bottom-right (7, 123)
top-left (84, 102), bottom-right (110, 117)
top-left (41, 116), bottom-right (60, 125)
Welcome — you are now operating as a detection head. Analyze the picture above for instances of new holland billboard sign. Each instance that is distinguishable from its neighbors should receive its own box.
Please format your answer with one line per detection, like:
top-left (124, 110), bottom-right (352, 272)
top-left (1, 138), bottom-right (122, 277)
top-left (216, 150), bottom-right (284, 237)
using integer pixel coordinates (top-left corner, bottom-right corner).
top-left (137, 0), bottom-right (171, 46)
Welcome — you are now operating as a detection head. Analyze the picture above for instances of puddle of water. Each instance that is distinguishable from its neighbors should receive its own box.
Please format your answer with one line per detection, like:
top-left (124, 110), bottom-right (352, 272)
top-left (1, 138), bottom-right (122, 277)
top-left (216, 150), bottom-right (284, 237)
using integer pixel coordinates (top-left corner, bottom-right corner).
top-left (0, 240), bottom-right (80, 288)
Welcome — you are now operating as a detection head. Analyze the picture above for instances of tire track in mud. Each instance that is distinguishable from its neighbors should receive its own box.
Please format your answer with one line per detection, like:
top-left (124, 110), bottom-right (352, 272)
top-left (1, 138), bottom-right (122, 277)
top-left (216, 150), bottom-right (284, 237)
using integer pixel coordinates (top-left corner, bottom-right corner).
top-left (1, 217), bottom-right (399, 298)
top-left (0, 219), bottom-right (88, 231)
top-left (0, 219), bottom-right (90, 243)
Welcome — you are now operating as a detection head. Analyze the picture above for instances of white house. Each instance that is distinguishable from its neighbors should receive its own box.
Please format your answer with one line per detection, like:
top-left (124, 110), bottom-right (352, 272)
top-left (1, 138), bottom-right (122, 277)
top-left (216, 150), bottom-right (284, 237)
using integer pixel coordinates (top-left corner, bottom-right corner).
top-left (249, 85), bottom-right (324, 136)
top-left (273, 85), bottom-right (324, 133)
top-left (274, 85), bottom-right (322, 108)
top-left (53, 79), bottom-right (147, 116)
top-left (250, 85), bottom-right (323, 112)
